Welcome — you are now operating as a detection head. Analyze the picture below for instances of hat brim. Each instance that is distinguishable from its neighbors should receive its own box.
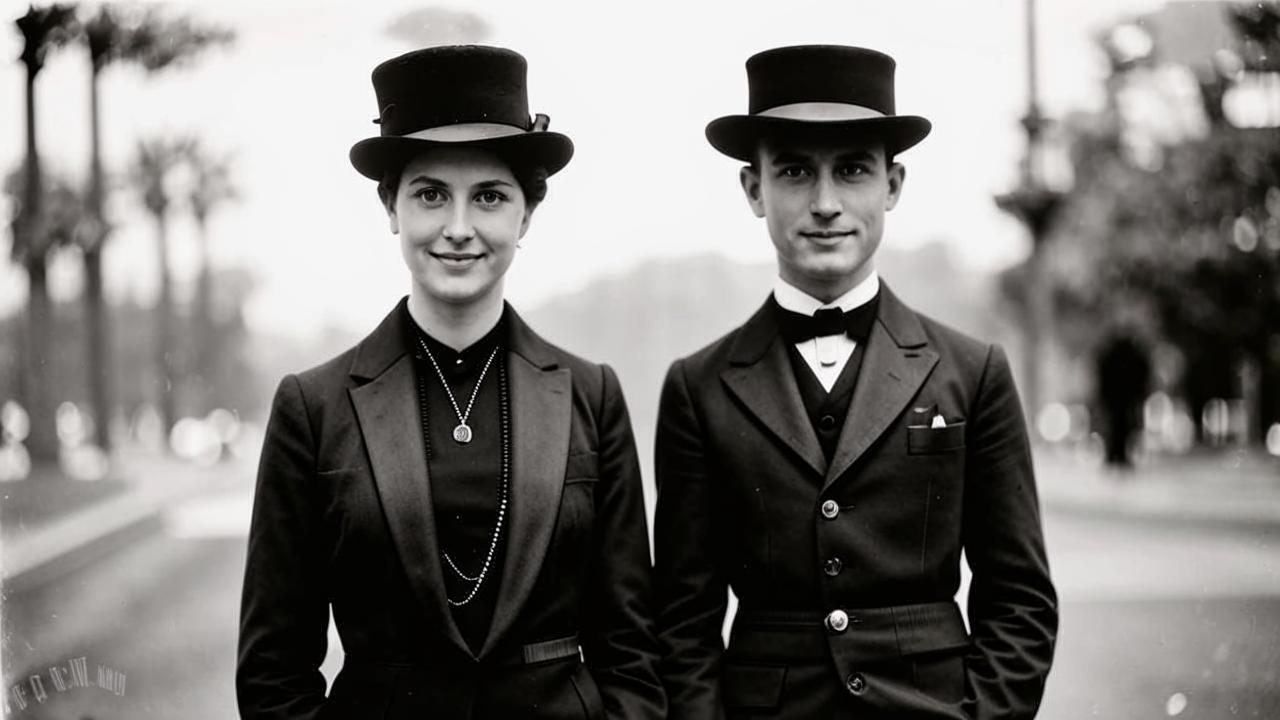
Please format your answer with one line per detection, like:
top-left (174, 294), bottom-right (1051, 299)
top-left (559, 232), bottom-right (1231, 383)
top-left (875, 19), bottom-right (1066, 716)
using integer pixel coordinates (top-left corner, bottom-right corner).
top-left (349, 131), bottom-right (574, 181)
top-left (705, 115), bottom-right (931, 161)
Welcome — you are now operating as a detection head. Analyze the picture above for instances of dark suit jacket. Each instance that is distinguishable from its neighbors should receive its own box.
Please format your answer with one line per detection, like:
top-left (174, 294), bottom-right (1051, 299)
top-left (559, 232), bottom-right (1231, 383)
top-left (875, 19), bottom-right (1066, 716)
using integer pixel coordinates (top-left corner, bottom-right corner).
top-left (237, 300), bottom-right (666, 720)
top-left (654, 285), bottom-right (1057, 720)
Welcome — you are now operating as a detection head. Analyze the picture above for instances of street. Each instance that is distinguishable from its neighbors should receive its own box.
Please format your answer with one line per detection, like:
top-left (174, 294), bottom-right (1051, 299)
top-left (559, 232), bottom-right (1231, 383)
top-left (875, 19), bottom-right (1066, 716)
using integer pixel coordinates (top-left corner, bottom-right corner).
top-left (3, 482), bottom-right (1279, 719)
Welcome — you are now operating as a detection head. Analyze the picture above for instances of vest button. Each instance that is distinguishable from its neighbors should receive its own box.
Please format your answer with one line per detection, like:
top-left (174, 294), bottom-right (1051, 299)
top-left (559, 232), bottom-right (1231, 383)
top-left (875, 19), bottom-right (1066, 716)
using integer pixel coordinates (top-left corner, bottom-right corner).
top-left (825, 609), bottom-right (849, 633)
top-left (824, 557), bottom-right (844, 576)
top-left (846, 672), bottom-right (867, 695)
top-left (819, 414), bottom-right (837, 430)
top-left (820, 499), bottom-right (839, 520)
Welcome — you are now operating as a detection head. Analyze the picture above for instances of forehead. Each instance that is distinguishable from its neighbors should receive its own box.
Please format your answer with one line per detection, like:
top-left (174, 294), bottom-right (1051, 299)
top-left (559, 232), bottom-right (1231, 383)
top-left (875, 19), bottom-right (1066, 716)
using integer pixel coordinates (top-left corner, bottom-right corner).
top-left (398, 145), bottom-right (517, 185)
top-left (757, 134), bottom-right (886, 164)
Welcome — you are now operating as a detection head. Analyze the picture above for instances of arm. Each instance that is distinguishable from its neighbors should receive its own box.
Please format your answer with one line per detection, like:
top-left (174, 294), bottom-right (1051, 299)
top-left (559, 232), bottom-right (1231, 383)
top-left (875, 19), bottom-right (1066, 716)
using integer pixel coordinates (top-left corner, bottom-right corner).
top-left (652, 360), bottom-right (728, 720)
top-left (581, 364), bottom-right (667, 720)
top-left (237, 375), bottom-right (330, 719)
top-left (961, 345), bottom-right (1059, 720)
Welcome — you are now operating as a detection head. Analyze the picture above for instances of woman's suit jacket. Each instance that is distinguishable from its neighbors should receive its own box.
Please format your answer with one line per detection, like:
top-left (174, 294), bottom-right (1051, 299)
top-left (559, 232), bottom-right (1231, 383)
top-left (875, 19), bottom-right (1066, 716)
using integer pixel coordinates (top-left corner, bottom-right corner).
top-left (237, 300), bottom-right (666, 720)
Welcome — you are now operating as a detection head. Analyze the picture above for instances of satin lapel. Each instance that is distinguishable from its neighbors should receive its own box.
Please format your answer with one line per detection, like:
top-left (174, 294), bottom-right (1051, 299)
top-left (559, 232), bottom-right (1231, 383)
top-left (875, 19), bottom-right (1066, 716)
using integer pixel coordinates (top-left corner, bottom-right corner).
top-left (349, 355), bottom-right (472, 657)
top-left (721, 338), bottom-right (827, 479)
top-left (477, 351), bottom-right (571, 658)
top-left (823, 320), bottom-right (939, 489)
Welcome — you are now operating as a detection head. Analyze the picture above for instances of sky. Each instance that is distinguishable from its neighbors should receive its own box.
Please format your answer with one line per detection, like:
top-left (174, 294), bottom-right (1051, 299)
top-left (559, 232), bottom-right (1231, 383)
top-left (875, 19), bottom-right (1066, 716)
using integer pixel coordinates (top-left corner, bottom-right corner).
top-left (0, 0), bottom-right (1171, 338)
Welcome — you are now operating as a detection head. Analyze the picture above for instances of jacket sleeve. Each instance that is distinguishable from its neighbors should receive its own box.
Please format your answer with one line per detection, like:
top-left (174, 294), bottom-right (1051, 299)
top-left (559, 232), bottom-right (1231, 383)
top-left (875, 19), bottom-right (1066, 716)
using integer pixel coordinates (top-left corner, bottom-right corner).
top-left (580, 364), bottom-right (668, 720)
top-left (652, 359), bottom-right (728, 720)
top-left (237, 374), bottom-right (330, 719)
top-left (961, 345), bottom-right (1059, 720)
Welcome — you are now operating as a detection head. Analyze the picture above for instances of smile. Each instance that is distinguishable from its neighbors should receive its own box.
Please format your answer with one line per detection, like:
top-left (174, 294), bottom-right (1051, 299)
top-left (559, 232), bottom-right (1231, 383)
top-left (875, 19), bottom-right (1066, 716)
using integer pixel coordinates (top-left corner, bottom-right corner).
top-left (430, 252), bottom-right (485, 268)
top-left (800, 230), bottom-right (855, 239)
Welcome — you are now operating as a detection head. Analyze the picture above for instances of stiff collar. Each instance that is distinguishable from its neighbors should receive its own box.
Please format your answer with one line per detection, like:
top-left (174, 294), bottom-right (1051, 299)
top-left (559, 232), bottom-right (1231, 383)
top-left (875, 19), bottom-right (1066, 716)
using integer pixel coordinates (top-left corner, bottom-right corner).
top-left (773, 270), bottom-right (880, 316)
top-left (730, 280), bottom-right (927, 366)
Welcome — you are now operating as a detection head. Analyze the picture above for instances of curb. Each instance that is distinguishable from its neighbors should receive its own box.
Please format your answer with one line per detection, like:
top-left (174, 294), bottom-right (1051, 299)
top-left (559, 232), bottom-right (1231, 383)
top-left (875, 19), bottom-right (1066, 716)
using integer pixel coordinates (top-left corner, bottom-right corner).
top-left (1, 493), bottom-right (168, 596)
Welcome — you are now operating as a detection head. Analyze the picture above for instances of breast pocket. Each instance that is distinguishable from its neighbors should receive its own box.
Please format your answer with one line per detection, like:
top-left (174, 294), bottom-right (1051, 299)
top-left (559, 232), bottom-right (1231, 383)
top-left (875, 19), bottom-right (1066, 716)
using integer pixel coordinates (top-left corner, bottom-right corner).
top-left (558, 451), bottom-right (600, 538)
top-left (907, 422), bottom-right (966, 454)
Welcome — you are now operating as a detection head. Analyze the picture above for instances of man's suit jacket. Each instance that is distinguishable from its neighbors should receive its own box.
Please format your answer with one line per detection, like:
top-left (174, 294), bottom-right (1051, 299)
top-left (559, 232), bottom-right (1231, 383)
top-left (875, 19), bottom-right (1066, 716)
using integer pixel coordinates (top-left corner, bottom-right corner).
top-left (654, 284), bottom-right (1057, 720)
top-left (237, 300), bottom-right (666, 720)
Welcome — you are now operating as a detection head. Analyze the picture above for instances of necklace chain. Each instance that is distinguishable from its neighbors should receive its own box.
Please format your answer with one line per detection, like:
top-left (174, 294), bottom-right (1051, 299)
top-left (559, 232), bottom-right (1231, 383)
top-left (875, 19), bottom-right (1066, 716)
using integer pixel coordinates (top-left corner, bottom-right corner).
top-left (441, 359), bottom-right (509, 606)
top-left (412, 336), bottom-right (510, 607)
top-left (418, 338), bottom-right (498, 443)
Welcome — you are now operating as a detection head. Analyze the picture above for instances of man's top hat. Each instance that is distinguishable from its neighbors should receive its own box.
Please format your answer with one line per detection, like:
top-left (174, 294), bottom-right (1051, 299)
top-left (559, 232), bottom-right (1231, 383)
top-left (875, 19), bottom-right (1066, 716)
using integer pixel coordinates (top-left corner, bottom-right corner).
top-left (349, 45), bottom-right (573, 181)
top-left (705, 45), bottom-right (931, 161)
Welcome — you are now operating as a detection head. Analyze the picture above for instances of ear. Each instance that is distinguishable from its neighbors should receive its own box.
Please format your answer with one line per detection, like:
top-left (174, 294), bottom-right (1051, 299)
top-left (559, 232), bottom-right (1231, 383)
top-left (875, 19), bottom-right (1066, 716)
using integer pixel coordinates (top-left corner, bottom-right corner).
top-left (884, 162), bottom-right (905, 211)
top-left (379, 186), bottom-right (400, 234)
top-left (517, 204), bottom-right (534, 239)
top-left (739, 165), bottom-right (766, 218)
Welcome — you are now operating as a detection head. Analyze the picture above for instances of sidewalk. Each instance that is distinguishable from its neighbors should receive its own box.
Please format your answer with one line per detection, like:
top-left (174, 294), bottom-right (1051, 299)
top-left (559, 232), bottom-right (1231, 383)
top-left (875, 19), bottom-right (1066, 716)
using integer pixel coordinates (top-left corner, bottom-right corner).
top-left (1035, 446), bottom-right (1280, 528)
top-left (1, 447), bottom-right (253, 594)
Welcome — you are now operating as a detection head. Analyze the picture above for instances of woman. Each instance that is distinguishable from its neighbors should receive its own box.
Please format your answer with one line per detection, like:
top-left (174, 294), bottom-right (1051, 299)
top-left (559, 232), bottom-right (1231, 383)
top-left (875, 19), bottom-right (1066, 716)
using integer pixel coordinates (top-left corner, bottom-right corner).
top-left (236, 46), bottom-right (665, 719)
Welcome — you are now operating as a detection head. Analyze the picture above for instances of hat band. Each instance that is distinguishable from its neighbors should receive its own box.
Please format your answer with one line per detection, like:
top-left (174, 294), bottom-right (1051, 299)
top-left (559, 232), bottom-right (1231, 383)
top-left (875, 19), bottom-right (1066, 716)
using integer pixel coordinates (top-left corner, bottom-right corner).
top-left (402, 123), bottom-right (528, 142)
top-left (756, 102), bottom-right (886, 121)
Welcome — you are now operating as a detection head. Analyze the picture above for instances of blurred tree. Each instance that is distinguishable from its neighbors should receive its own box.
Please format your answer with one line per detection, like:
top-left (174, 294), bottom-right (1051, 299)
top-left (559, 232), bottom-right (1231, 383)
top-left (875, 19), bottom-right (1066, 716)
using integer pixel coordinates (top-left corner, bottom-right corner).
top-left (80, 4), bottom-right (233, 450)
top-left (13, 4), bottom-right (78, 464)
top-left (1040, 1), bottom-right (1280, 445)
top-left (130, 136), bottom-right (196, 442)
top-left (182, 140), bottom-right (237, 413)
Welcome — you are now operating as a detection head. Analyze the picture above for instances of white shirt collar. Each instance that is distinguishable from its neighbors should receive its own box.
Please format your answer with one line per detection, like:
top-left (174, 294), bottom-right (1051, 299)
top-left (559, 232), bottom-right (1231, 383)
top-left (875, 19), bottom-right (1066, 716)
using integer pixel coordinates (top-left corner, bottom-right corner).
top-left (773, 270), bottom-right (880, 315)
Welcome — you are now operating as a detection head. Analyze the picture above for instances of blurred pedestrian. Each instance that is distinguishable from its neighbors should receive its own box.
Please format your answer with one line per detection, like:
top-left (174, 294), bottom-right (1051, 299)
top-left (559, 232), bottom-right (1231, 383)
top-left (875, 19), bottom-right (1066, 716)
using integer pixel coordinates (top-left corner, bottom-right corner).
top-left (237, 45), bottom-right (665, 719)
top-left (653, 46), bottom-right (1058, 719)
top-left (1095, 334), bottom-right (1151, 468)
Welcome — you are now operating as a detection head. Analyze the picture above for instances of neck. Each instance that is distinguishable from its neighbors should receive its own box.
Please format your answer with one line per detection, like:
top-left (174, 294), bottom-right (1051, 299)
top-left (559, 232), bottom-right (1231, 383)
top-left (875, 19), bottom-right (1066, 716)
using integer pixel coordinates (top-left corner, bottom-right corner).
top-left (780, 261), bottom-right (875, 304)
top-left (407, 284), bottom-right (505, 351)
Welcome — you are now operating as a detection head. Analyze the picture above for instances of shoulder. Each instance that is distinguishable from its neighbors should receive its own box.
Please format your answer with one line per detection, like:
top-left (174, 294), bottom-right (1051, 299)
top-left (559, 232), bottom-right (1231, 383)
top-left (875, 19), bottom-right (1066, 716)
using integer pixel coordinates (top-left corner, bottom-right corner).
top-left (903, 306), bottom-right (1010, 398)
top-left (666, 299), bottom-right (774, 381)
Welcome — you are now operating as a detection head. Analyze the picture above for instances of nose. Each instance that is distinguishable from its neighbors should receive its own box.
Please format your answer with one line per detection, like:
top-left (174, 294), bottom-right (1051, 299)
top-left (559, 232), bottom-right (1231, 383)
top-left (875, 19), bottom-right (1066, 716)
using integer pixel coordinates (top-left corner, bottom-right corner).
top-left (810, 175), bottom-right (841, 221)
top-left (442, 205), bottom-right (475, 244)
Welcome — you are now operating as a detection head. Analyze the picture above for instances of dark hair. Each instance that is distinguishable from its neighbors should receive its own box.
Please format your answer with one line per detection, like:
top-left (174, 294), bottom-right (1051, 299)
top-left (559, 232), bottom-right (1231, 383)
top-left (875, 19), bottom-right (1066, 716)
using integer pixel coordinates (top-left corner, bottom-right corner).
top-left (377, 152), bottom-right (549, 210)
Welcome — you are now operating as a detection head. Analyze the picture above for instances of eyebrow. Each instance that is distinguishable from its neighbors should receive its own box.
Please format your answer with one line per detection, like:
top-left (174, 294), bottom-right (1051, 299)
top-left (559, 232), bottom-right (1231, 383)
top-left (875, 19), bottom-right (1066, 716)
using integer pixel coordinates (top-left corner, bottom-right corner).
top-left (405, 175), bottom-right (516, 190)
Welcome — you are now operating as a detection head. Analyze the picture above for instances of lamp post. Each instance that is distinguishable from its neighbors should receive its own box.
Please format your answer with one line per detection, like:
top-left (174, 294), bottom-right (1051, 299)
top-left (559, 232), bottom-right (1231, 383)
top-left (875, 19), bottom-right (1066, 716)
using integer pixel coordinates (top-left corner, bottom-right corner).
top-left (996, 0), bottom-right (1064, 429)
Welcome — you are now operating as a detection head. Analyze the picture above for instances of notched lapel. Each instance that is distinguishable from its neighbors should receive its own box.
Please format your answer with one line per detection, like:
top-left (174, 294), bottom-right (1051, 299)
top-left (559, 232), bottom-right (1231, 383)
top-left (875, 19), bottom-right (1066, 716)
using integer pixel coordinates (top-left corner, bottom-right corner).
top-left (349, 355), bottom-right (472, 657)
top-left (721, 338), bottom-right (827, 479)
top-left (823, 317), bottom-right (939, 489)
top-left (478, 352), bottom-right (571, 658)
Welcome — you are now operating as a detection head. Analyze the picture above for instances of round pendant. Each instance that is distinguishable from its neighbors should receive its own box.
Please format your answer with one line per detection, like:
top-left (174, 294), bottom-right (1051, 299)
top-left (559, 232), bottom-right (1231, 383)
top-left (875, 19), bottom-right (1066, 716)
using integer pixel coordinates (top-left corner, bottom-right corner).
top-left (452, 424), bottom-right (473, 444)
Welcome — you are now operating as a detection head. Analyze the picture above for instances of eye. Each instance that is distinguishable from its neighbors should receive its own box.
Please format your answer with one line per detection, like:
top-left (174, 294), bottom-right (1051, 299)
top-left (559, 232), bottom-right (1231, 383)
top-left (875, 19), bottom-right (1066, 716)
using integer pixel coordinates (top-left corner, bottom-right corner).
top-left (413, 187), bottom-right (446, 206)
top-left (778, 165), bottom-right (810, 179)
top-left (839, 163), bottom-right (871, 179)
top-left (475, 189), bottom-right (507, 207)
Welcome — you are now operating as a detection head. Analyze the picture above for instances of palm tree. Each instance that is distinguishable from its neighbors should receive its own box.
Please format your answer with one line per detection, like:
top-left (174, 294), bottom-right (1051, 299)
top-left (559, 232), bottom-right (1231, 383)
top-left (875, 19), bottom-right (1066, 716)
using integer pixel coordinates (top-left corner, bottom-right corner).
top-left (80, 5), bottom-right (233, 450)
top-left (131, 136), bottom-right (195, 441)
top-left (13, 4), bottom-right (78, 464)
top-left (182, 140), bottom-right (237, 412)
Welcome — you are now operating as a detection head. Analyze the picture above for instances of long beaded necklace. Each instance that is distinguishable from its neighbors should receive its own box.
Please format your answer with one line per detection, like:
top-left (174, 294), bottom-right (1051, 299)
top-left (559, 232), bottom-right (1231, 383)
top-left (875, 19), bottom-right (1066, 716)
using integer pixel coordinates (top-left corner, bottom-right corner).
top-left (414, 336), bottom-right (510, 607)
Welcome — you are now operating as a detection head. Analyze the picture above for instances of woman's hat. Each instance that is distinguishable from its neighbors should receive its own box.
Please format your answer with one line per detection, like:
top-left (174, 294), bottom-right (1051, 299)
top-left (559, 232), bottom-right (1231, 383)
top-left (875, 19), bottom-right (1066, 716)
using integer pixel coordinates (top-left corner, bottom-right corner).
top-left (705, 45), bottom-right (931, 161)
top-left (349, 45), bottom-right (574, 181)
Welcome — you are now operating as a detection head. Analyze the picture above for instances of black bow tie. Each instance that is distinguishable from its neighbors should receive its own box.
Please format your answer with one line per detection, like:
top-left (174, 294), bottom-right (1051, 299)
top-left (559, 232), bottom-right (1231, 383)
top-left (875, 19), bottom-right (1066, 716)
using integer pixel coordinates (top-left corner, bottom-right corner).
top-left (776, 298), bottom-right (877, 344)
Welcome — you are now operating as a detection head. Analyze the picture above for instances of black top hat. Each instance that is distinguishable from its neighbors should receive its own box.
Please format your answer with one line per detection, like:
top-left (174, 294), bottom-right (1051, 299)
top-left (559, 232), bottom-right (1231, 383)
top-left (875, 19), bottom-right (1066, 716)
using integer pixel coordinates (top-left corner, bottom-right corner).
top-left (349, 45), bottom-right (573, 181)
top-left (706, 45), bottom-right (931, 161)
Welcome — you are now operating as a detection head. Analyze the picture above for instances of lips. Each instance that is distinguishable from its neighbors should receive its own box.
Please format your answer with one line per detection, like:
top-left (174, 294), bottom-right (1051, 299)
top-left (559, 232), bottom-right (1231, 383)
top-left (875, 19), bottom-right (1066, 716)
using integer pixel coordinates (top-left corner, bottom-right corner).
top-left (429, 251), bottom-right (485, 268)
top-left (800, 230), bottom-right (856, 239)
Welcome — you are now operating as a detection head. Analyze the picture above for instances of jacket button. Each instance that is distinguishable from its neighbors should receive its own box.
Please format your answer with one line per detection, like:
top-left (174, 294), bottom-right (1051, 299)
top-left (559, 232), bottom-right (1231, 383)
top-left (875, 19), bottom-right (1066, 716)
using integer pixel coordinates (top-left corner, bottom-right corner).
top-left (820, 500), bottom-right (839, 520)
top-left (823, 557), bottom-right (844, 576)
top-left (846, 672), bottom-right (867, 695)
top-left (825, 609), bottom-right (849, 633)
top-left (819, 414), bottom-right (837, 430)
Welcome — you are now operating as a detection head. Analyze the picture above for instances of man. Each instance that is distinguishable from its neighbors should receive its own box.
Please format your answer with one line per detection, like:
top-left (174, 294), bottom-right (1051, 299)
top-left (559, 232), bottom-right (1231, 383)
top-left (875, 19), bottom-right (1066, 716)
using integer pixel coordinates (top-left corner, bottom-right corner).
top-left (653, 45), bottom-right (1057, 719)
